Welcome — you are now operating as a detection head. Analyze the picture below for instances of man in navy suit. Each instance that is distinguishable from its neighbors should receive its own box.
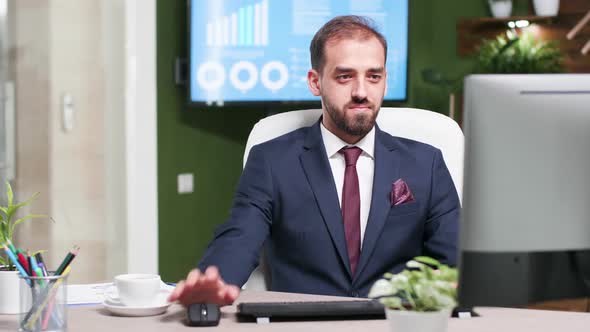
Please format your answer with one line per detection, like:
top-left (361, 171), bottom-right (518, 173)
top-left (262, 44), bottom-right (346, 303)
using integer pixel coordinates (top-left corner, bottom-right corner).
top-left (169, 15), bottom-right (459, 306)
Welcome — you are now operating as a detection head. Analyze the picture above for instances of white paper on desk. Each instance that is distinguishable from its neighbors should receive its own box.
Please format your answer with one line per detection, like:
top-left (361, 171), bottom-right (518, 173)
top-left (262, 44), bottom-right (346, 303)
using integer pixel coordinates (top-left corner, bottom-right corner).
top-left (67, 283), bottom-right (112, 305)
top-left (67, 282), bottom-right (175, 305)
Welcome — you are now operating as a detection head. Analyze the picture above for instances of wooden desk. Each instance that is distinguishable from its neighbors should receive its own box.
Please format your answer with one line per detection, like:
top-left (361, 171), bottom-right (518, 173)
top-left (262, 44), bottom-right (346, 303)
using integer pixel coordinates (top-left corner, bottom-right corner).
top-left (1, 291), bottom-right (589, 331)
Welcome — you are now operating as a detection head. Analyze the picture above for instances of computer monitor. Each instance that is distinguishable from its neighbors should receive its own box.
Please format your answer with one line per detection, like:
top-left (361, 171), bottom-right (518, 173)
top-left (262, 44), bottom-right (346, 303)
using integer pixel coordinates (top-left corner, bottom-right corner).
top-left (188, 0), bottom-right (409, 105)
top-left (458, 74), bottom-right (590, 308)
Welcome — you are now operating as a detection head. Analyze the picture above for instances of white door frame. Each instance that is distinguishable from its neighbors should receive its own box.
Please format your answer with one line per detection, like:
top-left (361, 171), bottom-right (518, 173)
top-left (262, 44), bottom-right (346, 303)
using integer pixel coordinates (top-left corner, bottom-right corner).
top-left (125, 0), bottom-right (158, 274)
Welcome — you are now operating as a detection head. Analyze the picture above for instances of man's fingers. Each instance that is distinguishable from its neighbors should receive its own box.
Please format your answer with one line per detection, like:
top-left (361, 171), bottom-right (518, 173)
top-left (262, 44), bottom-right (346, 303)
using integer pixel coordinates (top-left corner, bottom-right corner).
top-left (228, 285), bottom-right (240, 298)
top-left (170, 266), bottom-right (238, 307)
top-left (223, 285), bottom-right (240, 304)
top-left (177, 283), bottom-right (239, 307)
top-left (200, 266), bottom-right (221, 288)
top-left (168, 280), bottom-right (185, 302)
top-left (185, 269), bottom-right (201, 288)
top-left (217, 284), bottom-right (240, 305)
top-left (204, 266), bottom-right (220, 281)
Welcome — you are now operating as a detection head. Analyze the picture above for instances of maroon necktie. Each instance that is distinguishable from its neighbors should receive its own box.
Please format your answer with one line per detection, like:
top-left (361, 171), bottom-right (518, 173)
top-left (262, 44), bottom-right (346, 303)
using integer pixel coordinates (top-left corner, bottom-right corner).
top-left (339, 146), bottom-right (362, 276)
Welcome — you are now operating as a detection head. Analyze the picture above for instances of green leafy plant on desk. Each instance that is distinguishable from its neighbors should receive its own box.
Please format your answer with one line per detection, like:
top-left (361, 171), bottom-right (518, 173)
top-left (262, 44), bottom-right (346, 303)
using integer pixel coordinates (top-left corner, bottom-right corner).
top-left (369, 256), bottom-right (457, 312)
top-left (0, 182), bottom-right (49, 270)
top-left (475, 30), bottom-right (564, 74)
top-left (369, 257), bottom-right (457, 332)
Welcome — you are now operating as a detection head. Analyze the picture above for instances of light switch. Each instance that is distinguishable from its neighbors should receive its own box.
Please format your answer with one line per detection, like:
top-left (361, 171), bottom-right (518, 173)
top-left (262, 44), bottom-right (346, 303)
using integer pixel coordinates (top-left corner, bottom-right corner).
top-left (177, 173), bottom-right (194, 194)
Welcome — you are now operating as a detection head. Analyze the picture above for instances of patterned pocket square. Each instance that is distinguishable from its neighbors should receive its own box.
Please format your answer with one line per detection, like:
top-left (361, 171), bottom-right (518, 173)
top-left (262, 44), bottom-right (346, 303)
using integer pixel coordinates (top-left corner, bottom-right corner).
top-left (391, 179), bottom-right (415, 206)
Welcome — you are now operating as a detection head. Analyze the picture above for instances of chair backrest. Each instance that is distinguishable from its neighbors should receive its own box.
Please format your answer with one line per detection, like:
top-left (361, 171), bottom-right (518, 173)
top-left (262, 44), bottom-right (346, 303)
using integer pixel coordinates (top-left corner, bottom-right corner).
top-left (244, 108), bottom-right (464, 198)
top-left (241, 107), bottom-right (464, 291)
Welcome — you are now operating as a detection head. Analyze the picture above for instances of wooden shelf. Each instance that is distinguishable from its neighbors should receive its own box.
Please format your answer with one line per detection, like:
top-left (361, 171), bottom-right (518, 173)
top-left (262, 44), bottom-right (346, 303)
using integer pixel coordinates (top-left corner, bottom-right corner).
top-left (457, 2), bottom-right (590, 73)
top-left (460, 15), bottom-right (556, 25)
top-left (457, 16), bottom-right (559, 56)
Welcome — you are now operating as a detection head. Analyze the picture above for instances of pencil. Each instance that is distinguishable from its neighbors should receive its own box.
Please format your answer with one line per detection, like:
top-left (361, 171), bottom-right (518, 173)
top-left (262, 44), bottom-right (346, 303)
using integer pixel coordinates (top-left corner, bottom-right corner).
top-left (55, 245), bottom-right (79, 276)
top-left (25, 266), bottom-right (71, 330)
top-left (41, 294), bottom-right (56, 330)
top-left (38, 262), bottom-right (48, 277)
top-left (1, 245), bottom-right (31, 286)
top-left (35, 253), bottom-right (48, 276)
top-left (16, 252), bottom-right (30, 275)
top-left (6, 239), bottom-right (17, 256)
top-left (26, 251), bottom-right (33, 278)
top-left (29, 255), bottom-right (46, 288)
top-left (22, 246), bottom-right (80, 325)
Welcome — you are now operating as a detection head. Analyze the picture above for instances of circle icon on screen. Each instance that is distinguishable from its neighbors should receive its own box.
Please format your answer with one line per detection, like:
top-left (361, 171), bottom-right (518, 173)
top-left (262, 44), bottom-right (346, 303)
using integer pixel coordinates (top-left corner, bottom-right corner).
top-left (230, 61), bottom-right (258, 92)
top-left (261, 61), bottom-right (289, 92)
top-left (197, 61), bottom-right (225, 91)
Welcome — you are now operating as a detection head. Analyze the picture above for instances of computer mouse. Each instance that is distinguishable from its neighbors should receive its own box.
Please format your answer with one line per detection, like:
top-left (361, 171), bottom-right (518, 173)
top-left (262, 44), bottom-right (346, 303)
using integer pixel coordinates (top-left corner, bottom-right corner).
top-left (187, 303), bottom-right (221, 326)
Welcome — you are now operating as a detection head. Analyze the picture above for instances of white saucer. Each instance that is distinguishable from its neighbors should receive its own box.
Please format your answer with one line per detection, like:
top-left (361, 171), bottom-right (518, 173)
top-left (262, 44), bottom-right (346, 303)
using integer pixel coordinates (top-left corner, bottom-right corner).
top-left (102, 289), bottom-right (172, 317)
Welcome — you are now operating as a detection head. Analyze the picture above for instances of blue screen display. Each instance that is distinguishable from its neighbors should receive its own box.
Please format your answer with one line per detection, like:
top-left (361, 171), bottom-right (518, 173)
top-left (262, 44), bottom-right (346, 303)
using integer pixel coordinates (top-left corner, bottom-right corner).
top-left (189, 0), bottom-right (408, 104)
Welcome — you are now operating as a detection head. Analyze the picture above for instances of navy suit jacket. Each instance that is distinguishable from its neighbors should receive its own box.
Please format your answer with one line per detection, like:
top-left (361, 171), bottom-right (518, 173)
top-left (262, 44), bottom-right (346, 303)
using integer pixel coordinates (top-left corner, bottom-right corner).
top-left (199, 119), bottom-right (460, 297)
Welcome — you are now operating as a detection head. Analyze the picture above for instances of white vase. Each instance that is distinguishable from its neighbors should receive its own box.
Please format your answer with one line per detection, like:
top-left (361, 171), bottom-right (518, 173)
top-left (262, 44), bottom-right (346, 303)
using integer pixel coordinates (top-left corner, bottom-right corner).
top-left (385, 308), bottom-right (452, 332)
top-left (488, 0), bottom-right (512, 18)
top-left (532, 0), bottom-right (560, 16)
top-left (0, 270), bottom-right (28, 314)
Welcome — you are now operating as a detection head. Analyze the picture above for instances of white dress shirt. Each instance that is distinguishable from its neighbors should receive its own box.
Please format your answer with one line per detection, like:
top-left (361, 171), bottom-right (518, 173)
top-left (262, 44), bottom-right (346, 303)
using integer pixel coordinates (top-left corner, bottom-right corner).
top-left (320, 123), bottom-right (375, 246)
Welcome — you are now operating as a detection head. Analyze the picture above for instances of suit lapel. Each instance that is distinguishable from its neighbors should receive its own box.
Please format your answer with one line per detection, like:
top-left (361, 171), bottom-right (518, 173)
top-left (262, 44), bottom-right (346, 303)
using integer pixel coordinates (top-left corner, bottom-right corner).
top-left (299, 121), bottom-right (352, 278)
top-left (355, 126), bottom-right (400, 280)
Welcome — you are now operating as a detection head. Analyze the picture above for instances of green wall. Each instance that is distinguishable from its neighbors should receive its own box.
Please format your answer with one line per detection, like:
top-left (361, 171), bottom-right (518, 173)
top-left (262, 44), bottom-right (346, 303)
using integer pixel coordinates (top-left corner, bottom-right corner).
top-left (157, 0), bottom-right (488, 282)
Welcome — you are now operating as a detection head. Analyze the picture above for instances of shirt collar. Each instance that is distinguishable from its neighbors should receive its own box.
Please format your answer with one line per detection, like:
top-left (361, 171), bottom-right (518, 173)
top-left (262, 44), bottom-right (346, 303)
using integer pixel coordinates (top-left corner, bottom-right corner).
top-left (320, 121), bottom-right (375, 159)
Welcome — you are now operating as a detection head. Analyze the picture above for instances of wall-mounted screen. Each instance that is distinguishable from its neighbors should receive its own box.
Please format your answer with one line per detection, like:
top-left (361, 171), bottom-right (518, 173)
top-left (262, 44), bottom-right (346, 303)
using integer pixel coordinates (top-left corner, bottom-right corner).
top-left (189, 0), bottom-right (408, 105)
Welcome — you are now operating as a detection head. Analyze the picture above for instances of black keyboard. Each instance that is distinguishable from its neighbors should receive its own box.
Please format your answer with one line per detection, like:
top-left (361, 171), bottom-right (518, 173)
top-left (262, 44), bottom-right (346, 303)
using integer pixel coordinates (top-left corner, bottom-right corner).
top-left (237, 300), bottom-right (386, 321)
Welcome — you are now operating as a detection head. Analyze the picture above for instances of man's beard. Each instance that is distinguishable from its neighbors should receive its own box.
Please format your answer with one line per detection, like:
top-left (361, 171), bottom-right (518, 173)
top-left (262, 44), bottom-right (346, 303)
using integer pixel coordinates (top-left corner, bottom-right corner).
top-left (324, 97), bottom-right (379, 137)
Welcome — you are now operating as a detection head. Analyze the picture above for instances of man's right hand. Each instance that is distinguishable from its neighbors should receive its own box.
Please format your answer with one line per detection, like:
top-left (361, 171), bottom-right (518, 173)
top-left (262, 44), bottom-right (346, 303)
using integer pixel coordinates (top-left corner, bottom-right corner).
top-left (167, 266), bottom-right (240, 306)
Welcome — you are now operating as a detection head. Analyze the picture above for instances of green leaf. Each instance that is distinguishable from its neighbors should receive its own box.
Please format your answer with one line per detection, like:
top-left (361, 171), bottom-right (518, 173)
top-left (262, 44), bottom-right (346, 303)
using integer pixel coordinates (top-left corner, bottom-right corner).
top-left (0, 223), bottom-right (8, 245)
top-left (380, 296), bottom-right (403, 310)
top-left (0, 183), bottom-right (51, 251)
top-left (496, 36), bottom-right (519, 56)
top-left (5, 181), bottom-right (13, 206)
top-left (8, 214), bottom-right (48, 240)
top-left (30, 249), bottom-right (48, 257)
top-left (406, 260), bottom-right (425, 269)
top-left (414, 256), bottom-right (441, 267)
top-left (13, 192), bottom-right (39, 209)
top-left (7, 192), bottom-right (40, 218)
top-left (475, 30), bottom-right (563, 74)
top-left (370, 256), bottom-right (457, 311)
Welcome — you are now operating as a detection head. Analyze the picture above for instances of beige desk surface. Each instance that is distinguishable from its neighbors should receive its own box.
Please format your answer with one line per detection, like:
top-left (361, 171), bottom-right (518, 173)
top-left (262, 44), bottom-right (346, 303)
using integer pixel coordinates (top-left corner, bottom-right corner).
top-left (1, 290), bottom-right (590, 331)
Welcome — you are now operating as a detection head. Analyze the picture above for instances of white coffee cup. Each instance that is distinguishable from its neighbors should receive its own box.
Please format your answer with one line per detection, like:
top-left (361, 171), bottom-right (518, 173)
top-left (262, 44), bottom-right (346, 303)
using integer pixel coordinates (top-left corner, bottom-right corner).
top-left (106, 273), bottom-right (161, 307)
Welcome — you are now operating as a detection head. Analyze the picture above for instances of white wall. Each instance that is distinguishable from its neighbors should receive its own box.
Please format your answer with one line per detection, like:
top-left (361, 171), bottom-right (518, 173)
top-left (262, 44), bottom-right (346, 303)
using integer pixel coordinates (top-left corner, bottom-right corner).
top-left (48, 0), bottom-right (107, 282)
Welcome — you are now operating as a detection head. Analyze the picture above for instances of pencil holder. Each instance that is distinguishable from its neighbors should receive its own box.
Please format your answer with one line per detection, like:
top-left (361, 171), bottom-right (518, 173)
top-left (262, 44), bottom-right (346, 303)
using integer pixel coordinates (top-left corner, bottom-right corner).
top-left (19, 273), bottom-right (68, 332)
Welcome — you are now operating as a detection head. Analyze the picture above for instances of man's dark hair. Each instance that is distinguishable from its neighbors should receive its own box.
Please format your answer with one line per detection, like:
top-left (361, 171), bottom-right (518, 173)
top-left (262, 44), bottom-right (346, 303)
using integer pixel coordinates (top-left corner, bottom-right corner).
top-left (310, 15), bottom-right (388, 73)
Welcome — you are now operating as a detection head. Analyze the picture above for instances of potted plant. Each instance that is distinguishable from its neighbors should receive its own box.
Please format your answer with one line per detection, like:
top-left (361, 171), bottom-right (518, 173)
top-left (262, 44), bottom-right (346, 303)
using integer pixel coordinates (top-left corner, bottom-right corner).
top-left (532, 0), bottom-right (560, 16)
top-left (488, 0), bottom-right (512, 18)
top-left (474, 30), bottom-right (564, 73)
top-left (0, 182), bottom-right (48, 314)
top-left (369, 256), bottom-right (457, 332)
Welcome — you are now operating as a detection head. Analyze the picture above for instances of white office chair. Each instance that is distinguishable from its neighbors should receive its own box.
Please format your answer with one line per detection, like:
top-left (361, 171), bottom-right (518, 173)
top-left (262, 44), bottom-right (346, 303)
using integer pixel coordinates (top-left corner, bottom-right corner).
top-left (241, 107), bottom-right (464, 291)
